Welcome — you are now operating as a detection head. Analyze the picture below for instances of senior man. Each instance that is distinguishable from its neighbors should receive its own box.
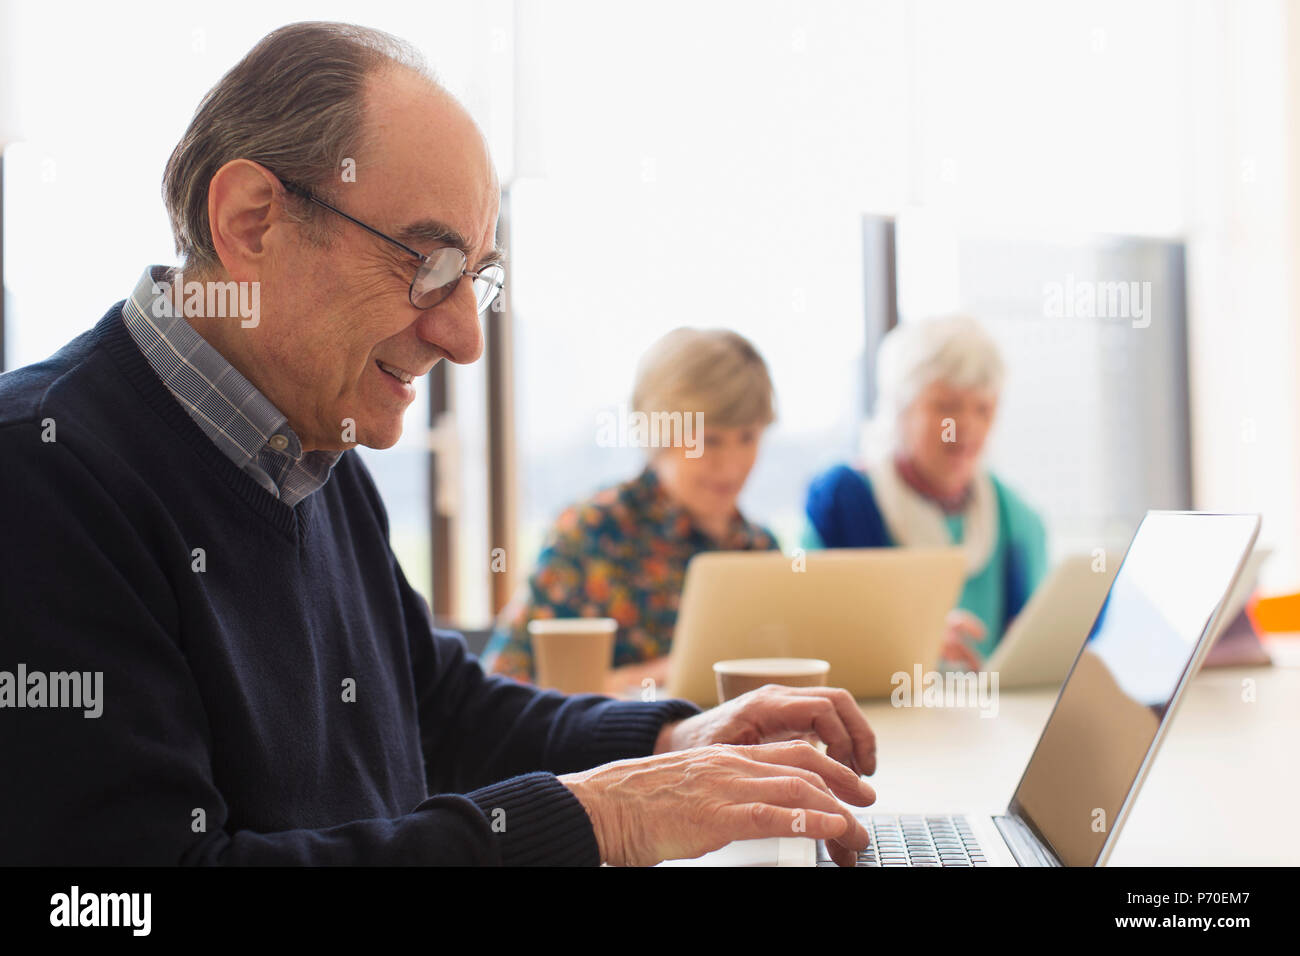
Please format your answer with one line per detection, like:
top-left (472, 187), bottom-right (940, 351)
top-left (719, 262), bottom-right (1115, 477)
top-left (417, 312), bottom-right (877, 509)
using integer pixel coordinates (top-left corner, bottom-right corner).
top-left (0, 22), bottom-right (875, 867)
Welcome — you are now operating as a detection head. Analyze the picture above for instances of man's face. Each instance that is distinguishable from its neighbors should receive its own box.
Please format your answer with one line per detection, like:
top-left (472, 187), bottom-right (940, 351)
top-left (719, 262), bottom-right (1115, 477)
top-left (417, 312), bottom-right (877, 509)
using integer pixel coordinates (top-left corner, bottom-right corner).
top-left (250, 67), bottom-right (498, 451)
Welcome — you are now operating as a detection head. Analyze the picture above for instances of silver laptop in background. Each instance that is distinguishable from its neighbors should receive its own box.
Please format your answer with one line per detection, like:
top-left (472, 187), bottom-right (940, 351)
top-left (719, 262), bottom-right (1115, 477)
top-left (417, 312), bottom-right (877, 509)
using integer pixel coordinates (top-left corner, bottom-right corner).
top-left (984, 551), bottom-right (1121, 689)
top-left (665, 548), bottom-right (967, 707)
top-left (820, 511), bottom-right (1261, 867)
top-left (987, 544), bottom-right (1272, 690)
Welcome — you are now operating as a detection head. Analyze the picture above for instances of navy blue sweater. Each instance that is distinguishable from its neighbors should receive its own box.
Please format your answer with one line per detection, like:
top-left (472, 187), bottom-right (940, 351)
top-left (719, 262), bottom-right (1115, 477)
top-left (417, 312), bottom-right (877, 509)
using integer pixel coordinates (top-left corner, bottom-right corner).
top-left (0, 304), bottom-right (699, 865)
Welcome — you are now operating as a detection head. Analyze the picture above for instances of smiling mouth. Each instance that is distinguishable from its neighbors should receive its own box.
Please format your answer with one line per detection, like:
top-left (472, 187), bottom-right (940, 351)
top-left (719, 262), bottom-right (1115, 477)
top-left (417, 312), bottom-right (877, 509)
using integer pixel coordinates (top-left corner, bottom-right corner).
top-left (376, 359), bottom-right (415, 385)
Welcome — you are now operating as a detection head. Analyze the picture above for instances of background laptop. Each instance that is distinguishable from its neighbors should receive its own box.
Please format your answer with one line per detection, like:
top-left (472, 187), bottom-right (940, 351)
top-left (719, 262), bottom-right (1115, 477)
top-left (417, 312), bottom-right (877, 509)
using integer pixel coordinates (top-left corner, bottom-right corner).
top-left (983, 552), bottom-right (1121, 689)
top-left (665, 548), bottom-right (966, 706)
top-left (988, 545), bottom-right (1272, 689)
top-left (809, 511), bottom-right (1261, 867)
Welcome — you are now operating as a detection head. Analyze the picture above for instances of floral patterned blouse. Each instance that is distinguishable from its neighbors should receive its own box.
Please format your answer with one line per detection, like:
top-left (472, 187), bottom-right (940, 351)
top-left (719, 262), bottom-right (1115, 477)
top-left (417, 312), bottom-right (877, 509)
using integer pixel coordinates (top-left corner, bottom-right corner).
top-left (480, 466), bottom-right (779, 681)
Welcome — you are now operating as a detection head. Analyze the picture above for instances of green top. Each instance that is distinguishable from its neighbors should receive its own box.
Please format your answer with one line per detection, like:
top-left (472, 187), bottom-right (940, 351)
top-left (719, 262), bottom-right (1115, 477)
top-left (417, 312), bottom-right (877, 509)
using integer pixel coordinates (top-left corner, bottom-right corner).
top-left (944, 511), bottom-right (1005, 659)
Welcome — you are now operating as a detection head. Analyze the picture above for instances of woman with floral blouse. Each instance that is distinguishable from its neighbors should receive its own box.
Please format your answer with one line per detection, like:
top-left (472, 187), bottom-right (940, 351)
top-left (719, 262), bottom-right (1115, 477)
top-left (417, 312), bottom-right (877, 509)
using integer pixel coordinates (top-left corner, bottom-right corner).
top-left (480, 328), bottom-right (779, 693)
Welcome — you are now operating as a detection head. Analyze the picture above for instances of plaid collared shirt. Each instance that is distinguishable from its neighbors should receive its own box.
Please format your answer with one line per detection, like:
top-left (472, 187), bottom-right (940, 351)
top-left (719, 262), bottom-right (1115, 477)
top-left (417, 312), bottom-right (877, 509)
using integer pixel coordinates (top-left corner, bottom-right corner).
top-left (121, 265), bottom-right (342, 507)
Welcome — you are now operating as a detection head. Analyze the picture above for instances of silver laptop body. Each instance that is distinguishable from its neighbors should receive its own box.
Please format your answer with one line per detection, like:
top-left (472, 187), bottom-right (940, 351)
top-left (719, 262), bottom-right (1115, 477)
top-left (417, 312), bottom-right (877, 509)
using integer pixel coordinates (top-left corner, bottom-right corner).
top-left (821, 511), bottom-right (1260, 867)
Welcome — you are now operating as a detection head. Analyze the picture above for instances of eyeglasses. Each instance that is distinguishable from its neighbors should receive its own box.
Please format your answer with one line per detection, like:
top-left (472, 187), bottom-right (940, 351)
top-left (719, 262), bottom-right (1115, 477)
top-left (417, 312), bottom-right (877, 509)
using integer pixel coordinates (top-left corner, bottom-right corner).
top-left (279, 179), bottom-right (505, 314)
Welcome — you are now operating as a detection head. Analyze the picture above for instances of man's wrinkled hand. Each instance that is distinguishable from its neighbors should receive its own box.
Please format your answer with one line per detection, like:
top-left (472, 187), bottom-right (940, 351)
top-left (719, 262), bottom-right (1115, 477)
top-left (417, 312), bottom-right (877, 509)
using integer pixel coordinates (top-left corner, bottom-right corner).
top-left (654, 684), bottom-right (876, 777)
top-left (560, 740), bottom-right (875, 867)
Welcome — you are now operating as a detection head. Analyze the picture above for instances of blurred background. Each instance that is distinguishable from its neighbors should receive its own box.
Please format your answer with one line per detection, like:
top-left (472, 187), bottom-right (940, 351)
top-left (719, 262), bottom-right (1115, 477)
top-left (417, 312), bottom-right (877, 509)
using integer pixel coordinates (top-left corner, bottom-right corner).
top-left (2, 0), bottom-right (1296, 630)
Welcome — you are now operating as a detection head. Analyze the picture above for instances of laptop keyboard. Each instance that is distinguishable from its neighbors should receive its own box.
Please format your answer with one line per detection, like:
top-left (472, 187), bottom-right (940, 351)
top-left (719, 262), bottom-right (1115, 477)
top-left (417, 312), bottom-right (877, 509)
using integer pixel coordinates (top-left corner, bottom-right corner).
top-left (816, 814), bottom-right (990, 867)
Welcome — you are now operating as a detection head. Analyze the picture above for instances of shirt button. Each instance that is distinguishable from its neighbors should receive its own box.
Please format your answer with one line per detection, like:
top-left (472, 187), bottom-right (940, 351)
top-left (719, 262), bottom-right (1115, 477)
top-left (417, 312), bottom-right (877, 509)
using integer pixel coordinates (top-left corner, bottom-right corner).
top-left (268, 434), bottom-right (290, 451)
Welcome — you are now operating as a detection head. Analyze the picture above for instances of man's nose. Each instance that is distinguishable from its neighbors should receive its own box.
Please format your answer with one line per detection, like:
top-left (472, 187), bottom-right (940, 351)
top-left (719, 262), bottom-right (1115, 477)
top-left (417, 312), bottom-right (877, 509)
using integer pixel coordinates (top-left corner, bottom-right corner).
top-left (414, 282), bottom-right (485, 365)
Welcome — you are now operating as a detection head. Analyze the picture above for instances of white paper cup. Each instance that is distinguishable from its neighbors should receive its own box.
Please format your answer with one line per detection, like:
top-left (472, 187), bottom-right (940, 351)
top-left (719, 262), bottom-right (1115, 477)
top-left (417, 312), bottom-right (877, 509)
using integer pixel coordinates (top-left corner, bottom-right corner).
top-left (529, 618), bottom-right (618, 695)
top-left (712, 657), bottom-right (831, 704)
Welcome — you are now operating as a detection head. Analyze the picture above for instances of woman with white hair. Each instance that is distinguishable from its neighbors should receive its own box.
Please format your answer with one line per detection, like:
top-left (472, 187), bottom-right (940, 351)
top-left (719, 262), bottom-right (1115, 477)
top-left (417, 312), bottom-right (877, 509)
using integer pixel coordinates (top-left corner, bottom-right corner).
top-left (803, 314), bottom-right (1047, 668)
top-left (482, 327), bottom-right (780, 691)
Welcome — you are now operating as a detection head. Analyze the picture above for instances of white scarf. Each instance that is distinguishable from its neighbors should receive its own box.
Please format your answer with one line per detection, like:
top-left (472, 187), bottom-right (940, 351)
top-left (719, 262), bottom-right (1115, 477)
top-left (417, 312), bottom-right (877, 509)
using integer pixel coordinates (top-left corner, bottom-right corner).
top-left (865, 460), bottom-right (997, 575)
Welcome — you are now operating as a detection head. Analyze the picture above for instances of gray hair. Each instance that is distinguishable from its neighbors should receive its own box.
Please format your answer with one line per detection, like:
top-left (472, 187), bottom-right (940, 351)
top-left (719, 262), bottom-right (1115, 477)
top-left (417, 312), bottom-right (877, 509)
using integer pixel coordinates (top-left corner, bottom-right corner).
top-left (162, 21), bottom-right (435, 275)
top-left (864, 314), bottom-right (1005, 459)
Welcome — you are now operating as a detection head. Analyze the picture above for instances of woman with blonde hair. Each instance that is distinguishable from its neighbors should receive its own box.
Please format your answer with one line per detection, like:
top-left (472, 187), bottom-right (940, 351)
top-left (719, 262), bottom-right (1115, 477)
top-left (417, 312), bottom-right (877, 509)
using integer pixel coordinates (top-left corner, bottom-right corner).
top-left (803, 314), bottom-right (1047, 668)
top-left (481, 328), bottom-right (779, 691)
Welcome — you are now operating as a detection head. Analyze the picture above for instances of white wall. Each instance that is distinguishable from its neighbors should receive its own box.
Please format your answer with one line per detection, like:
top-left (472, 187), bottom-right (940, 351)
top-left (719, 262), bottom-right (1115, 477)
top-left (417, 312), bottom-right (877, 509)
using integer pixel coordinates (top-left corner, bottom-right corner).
top-left (1181, 0), bottom-right (1300, 591)
top-left (5, 0), bottom-right (1298, 596)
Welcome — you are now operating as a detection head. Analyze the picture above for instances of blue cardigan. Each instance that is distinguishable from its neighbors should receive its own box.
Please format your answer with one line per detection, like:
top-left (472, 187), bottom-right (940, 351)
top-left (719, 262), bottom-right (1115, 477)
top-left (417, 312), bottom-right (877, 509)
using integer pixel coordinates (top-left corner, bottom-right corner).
top-left (805, 463), bottom-right (1044, 625)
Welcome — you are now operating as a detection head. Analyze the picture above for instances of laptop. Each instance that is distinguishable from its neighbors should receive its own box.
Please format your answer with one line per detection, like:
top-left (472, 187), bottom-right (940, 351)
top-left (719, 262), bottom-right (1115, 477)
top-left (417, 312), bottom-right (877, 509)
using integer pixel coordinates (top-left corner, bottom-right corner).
top-left (987, 546), bottom-right (1271, 688)
top-left (812, 511), bottom-right (1261, 867)
top-left (984, 552), bottom-right (1122, 688)
top-left (665, 548), bottom-right (966, 706)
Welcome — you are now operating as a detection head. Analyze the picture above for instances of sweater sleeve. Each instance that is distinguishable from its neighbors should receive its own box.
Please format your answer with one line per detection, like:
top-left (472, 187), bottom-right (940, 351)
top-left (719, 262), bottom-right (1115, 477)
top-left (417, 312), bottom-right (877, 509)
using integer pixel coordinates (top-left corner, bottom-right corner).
top-left (992, 473), bottom-right (1051, 620)
top-left (0, 421), bottom-right (697, 865)
top-left (397, 557), bottom-right (701, 863)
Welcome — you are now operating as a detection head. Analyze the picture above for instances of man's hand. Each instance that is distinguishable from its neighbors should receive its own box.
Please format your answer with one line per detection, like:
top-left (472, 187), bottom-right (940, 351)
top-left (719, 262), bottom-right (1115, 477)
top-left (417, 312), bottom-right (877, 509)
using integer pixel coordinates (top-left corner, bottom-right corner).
top-left (653, 684), bottom-right (876, 776)
top-left (559, 741), bottom-right (875, 867)
top-left (939, 608), bottom-right (986, 670)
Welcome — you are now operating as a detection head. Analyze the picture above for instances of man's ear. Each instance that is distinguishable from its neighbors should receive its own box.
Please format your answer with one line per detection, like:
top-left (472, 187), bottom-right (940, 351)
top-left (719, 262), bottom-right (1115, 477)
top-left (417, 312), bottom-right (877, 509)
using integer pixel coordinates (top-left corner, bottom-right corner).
top-left (207, 160), bottom-right (284, 281)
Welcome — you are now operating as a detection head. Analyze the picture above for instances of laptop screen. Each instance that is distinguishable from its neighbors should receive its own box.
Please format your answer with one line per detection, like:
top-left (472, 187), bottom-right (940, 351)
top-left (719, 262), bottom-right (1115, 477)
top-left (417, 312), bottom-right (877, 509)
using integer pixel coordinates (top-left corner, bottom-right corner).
top-left (1009, 512), bottom-right (1259, 866)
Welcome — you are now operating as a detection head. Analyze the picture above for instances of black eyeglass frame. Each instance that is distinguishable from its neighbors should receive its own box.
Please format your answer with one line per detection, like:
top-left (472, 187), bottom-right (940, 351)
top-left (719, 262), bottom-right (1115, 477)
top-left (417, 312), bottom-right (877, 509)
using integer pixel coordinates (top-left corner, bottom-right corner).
top-left (279, 178), bottom-right (505, 313)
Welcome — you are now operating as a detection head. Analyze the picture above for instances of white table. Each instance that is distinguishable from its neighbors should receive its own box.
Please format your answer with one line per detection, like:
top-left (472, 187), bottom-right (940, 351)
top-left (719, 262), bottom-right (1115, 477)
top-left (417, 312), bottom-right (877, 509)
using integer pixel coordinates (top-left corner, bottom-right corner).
top-left (664, 636), bottom-right (1300, 866)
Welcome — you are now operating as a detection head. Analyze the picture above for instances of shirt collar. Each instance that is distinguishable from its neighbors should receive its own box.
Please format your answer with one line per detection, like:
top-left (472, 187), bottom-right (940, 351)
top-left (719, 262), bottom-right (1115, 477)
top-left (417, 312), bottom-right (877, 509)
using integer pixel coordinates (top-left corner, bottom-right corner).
top-left (122, 266), bottom-right (342, 496)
